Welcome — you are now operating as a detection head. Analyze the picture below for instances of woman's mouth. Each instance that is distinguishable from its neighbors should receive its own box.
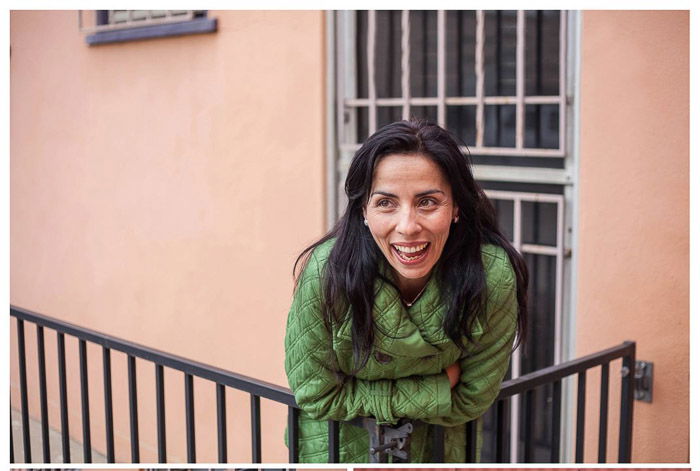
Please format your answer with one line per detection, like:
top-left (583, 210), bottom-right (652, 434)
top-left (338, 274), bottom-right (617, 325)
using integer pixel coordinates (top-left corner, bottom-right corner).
top-left (391, 242), bottom-right (430, 265)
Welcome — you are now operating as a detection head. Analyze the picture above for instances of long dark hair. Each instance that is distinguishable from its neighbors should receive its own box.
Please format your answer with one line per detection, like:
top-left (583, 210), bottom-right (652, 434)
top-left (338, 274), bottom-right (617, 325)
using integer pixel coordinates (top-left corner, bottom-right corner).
top-left (294, 119), bottom-right (528, 371)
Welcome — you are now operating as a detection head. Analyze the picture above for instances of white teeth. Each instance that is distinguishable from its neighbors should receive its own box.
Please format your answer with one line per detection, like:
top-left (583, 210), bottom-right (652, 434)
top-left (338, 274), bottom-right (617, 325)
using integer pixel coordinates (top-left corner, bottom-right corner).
top-left (392, 243), bottom-right (428, 254)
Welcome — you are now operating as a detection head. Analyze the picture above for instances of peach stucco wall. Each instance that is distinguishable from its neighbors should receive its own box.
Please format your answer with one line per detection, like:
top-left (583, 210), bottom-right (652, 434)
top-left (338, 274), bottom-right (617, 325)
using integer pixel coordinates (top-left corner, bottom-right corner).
top-left (10, 10), bottom-right (326, 462)
top-left (577, 11), bottom-right (688, 462)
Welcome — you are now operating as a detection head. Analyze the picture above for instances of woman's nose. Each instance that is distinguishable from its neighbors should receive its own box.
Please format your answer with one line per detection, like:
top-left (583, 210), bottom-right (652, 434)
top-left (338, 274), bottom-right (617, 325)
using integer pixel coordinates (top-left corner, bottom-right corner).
top-left (396, 207), bottom-right (421, 235)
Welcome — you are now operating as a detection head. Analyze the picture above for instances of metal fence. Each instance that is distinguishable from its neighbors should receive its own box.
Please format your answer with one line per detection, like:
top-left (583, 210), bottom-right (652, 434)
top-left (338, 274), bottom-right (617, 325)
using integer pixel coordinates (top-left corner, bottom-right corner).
top-left (10, 305), bottom-right (634, 464)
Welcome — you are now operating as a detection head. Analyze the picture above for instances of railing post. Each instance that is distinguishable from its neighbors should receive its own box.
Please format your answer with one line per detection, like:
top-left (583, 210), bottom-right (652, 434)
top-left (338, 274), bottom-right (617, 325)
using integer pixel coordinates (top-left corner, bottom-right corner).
top-left (16, 319), bottom-right (32, 463)
top-left (618, 341), bottom-right (636, 463)
top-left (287, 406), bottom-right (299, 463)
top-left (328, 420), bottom-right (340, 463)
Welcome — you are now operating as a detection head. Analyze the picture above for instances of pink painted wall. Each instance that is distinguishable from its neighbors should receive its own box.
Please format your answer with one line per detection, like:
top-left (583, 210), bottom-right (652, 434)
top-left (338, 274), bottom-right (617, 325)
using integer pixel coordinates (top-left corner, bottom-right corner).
top-left (577, 11), bottom-right (688, 462)
top-left (10, 10), bottom-right (326, 462)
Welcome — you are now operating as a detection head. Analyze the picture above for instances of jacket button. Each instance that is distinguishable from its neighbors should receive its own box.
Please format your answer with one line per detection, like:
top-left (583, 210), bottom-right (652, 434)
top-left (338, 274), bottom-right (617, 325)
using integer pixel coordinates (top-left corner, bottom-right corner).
top-left (374, 351), bottom-right (393, 364)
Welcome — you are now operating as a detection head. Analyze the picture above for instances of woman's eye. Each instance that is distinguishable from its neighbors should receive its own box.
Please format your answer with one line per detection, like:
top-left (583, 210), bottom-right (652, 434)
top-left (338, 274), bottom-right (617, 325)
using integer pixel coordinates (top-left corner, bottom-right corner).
top-left (376, 199), bottom-right (393, 208)
top-left (419, 198), bottom-right (437, 208)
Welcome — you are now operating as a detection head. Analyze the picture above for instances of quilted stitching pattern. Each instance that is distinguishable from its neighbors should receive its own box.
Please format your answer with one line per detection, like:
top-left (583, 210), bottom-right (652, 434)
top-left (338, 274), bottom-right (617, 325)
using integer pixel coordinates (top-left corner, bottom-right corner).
top-left (284, 239), bottom-right (517, 463)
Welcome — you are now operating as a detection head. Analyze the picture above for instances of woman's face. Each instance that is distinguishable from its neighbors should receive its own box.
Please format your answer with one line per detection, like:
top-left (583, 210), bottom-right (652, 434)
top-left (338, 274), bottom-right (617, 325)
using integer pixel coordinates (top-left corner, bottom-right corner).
top-left (364, 153), bottom-right (458, 293)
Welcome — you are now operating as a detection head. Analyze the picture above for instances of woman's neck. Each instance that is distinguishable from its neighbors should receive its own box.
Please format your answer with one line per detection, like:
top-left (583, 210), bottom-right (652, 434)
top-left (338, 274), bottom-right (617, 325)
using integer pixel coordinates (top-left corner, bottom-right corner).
top-left (396, 274), bottom-right (431, 306)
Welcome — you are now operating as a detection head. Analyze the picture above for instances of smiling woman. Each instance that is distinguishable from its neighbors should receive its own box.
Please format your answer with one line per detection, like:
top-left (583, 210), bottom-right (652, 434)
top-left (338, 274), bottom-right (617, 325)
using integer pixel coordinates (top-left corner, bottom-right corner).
top-left (284, 119), bottom-right (528, 463)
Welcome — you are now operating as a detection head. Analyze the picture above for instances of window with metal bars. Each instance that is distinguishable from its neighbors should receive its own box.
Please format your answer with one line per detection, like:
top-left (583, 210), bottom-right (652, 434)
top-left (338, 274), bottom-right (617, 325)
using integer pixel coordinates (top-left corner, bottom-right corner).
top-left (332, 10), bottom-right (575, 462)
top-left (80, 10), bottom-right (217, 46)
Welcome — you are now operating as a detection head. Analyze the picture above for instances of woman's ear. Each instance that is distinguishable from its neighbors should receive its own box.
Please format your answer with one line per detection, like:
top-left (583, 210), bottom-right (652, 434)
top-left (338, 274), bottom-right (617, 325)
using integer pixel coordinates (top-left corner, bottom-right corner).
top-left (453, 206), bottom-right (460, 223)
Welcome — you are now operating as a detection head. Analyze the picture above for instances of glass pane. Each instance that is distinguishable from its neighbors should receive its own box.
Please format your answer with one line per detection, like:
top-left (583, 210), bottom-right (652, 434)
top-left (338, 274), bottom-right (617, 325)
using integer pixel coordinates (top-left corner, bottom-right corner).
top-left (446, 10), bottom-right (477, 97)
top-left (525, 104), bottom-right (559, 149)
top-left (484, 11), bottom-right (517, 97)
top-left (409, 106), bottom-right (437, 123)
top-left (376, 11), bottom-right (402, 99)
top-left (410, 10), bottom-right (438, 97)
top-left (377, 106), bottom-right (403, 130)
top-left (355, 107), bottom-right (370, 143)
top-left (521, 252), bottom-right (556, 375)
top-left (446, 105), bottom-right (476, 147)
top-left (355, 11), bottom-right (369, 99)
top-left (491, 199), bottom-right (514, 242)
top-left (525, 11), bottom-right (560, 96)
top-left (484, 105), bottom-right (516, 147)
top-left (521, 201), bottom-right (558, 246)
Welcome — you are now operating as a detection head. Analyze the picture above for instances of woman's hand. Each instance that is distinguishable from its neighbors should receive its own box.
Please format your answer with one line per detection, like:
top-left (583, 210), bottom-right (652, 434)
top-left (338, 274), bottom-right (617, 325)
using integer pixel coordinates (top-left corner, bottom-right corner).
top-left (445, 362), bottom-right (461, 388)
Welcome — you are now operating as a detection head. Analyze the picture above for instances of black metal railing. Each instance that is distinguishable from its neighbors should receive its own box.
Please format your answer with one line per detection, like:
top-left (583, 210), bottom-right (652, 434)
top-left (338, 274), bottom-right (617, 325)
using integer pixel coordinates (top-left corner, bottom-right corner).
top-left (10, 305), bottom-right (635, 464)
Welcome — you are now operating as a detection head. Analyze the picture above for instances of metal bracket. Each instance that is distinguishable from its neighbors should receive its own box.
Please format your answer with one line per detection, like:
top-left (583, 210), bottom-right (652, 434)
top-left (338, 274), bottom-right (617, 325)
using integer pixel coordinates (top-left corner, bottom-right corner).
top-left (362, 418), bottom-right (414, 462)
top-left (621, 360), bottom-right (653, 403)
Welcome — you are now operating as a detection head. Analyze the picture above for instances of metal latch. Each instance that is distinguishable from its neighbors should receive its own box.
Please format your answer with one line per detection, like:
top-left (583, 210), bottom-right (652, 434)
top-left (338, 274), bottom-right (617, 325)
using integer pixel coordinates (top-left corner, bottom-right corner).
top-left (621, 360), bottom-right (653, 403)
top-left (361, 418), bottom-right (414, 462)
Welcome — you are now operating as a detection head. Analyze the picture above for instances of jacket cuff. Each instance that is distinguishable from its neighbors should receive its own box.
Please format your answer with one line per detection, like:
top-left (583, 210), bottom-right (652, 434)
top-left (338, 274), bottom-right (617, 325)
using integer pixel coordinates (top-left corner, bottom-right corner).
top-left (435, 372), bottom-right (452, 417)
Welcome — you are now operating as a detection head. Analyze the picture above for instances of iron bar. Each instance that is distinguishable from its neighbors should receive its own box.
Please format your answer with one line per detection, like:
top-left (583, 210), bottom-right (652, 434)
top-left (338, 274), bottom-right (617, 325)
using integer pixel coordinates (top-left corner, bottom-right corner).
top-left (328, 420), bottom-right (340, 463)
top-left (598, 362), bottom-right (610, 462)
top-left (128, 354), bottom-right (140, 462)
top-left (36, 325), bottom-right (51, 462)
top-left (11, 306), bottom-right (297, 407)
top-left (156, 364), bottom-right (167, 463)
top-left (465, 420), bottom-right (477, 462)
top-left (185, 373), bottom-right (196, 462)
top-left (16, 319), bottom-right (31, 463)
top-left (575, 370), bottom-right (586, 462)
top-left (10, 401), bottom-right (15, 463)
top-left (523, 389), bottom-right (534, 462)
top-left (79, 339), bottom-right (92, 462)
top-left (618, 346), bottom-right (636, 462)
top-left (250, 394), bottom-right (261, 463)
top-left (287, 406), bottom-right (299, 463)
top-left (57, 332), bottom-right (70, 463)
top-left (216, 383), bottom-right (226, 463)
top-left (432, 424), bottom-right (444, 462)
top-left (551, 379), bottom-right (562, 462)
top-left (495, 398), bottom-right (507, 462)
top-left (102, 347), bottom-right (115, 462)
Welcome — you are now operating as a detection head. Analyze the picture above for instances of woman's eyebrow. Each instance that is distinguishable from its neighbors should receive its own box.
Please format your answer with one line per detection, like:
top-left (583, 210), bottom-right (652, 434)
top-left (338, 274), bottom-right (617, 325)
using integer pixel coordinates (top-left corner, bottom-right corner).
top-left (371, 189), bottom-right (446, 198)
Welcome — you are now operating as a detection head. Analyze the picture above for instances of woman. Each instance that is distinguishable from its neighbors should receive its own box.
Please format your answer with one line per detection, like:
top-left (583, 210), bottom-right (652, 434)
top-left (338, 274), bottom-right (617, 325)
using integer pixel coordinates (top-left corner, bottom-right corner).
top-left (284, 119), bottom-right (528, 463)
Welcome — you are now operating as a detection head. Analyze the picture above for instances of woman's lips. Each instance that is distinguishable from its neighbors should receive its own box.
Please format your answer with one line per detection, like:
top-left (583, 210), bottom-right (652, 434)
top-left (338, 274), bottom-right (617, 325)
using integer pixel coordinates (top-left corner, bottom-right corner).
top-left (391, 242), bottom-right (431, 265)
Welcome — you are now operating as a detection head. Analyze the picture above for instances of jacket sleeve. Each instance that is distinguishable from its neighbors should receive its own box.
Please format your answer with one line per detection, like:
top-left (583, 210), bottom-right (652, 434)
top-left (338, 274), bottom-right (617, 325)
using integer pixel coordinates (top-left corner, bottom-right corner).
top-left (284, 250), bottom-right (452, 425)
top-left (428, 251), bottom-right (518, 426)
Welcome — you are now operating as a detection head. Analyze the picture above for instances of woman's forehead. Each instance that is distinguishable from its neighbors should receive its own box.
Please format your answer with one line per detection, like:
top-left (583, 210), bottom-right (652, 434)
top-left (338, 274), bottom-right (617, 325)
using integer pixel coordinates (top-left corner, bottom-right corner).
top-left (371, 153), bottom-right (450, 191)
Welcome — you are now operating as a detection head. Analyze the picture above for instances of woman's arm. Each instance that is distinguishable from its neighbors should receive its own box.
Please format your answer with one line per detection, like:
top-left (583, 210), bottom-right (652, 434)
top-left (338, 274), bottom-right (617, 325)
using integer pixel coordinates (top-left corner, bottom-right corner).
top-left (284, 251), bottom-right (452, 425)
top-left (428, 250), bottom-right (518, 426)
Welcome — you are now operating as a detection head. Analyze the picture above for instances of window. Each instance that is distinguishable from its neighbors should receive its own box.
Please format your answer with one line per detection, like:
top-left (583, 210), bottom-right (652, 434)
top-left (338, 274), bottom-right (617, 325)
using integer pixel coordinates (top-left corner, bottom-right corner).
top-left (331, 10), bottom-right (577, 462)
top-left (79, 10), bottom-right (217, 46)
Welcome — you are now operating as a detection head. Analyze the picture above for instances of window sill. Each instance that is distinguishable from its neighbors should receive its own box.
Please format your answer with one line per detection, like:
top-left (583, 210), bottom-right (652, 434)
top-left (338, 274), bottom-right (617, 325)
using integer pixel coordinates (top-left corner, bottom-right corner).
top-left (86, 17), bottom-right (217, 46)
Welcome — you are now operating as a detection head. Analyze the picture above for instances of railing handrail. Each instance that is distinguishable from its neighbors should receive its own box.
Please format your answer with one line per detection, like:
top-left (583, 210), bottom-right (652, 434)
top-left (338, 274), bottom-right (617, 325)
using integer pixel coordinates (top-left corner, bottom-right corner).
top-left (10, 305), bottom-right (297, 407)
top-left (498, 340), bottom-right (635, 399)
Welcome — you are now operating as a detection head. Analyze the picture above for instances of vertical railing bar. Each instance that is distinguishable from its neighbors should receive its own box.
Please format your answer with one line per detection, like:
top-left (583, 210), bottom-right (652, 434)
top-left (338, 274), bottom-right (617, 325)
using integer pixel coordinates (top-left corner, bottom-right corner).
top-left (250, 394), bottom-right (261, 463)
top-left (495, 399), bottom-right (507, 463)
top-left (515, 10), bottom-right (525, 150)
top-left (465, 420), bottom-right (477, 462)
top-left (432, 424), bottom-right (444, 462)
top-left (216, 383), bottom-right (227, 463)
top-left (36, 325), bottom-right (51, 462)
top-left (10, 400), bottom-right (15, 463)
top-left (510, 195), bottom-right (523, 462)
top-left (598, 362), bottom-right (610, 463)
top-left (156, 364), bottom-right (167, 463)
top-left (57, 332), bottom-right (71, 463)
top-left (618, 346), bottom-right (635, 463)
top-left (128, 354), bottom-right (140, 462)
top-left (328, 420), bottom-right (340, 463)
top-left (401, 10), bottom-right (410, 120)
top-left (551, 379), bottom-right (562, 462)
top-left (575, 370), bottom-right (586, 462)
top-left (554, 195), bottom-right (565, 364)
top-left (367, 10), bottom-right (377, 134)
top-left (523, 389), bottom-right (534, 462)
top-left (287, 406), bottom-right (300, 463)
top-left (102, 347), bottom-right (115, 462)
top-left (437, 10), bottom-right (446, 126)
top-left (185, 373), bottom-right (196, 463)
top-left (16, 319), bottom-right (32, 463)
top-left (475, 10), bottom-right (485, 147)
top-left (78, 339), bottom-right (92, 462)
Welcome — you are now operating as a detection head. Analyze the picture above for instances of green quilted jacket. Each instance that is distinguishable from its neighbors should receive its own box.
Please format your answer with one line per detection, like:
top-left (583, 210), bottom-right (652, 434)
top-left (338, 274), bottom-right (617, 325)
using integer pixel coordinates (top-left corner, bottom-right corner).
top-left (284, 239), bottom-right (517, 463)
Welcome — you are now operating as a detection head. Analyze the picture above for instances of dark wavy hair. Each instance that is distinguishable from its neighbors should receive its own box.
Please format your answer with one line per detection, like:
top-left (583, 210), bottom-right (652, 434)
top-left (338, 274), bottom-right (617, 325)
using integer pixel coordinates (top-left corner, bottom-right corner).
top-left (294, 119), bottom-right (528, 371)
